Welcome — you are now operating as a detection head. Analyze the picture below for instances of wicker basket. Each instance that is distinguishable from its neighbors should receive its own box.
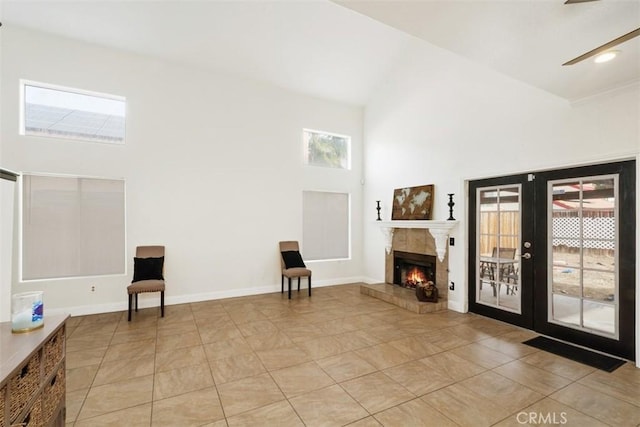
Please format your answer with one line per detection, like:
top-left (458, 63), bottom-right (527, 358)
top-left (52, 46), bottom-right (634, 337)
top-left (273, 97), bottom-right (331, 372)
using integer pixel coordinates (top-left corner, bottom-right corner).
top-left (18, 394), bottom-right (42, 427)
top-left (8, 352), bottom-right (40, 421)
top-left (43, 327), bottom-right (65, 377)
top-left (0, 383), bottom-right (6, 427)
top-left (415, 281), bottom-right (438, 302)
top-left (43, 367), bottom-right (65, 424)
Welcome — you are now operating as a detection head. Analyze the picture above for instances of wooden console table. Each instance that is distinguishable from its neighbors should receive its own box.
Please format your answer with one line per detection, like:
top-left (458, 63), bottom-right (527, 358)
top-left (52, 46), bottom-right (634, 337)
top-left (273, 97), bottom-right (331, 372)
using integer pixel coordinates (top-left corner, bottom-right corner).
top-left (0, 313), bottom-right (68, 427)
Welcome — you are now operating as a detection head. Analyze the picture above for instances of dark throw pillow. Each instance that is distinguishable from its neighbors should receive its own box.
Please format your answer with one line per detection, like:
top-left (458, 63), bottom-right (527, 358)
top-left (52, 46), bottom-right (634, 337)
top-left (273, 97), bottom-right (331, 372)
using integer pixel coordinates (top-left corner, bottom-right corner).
top-left (133, 256), bottom-right (164, 282)
top-left (281, 250), bottom-right (306, 269)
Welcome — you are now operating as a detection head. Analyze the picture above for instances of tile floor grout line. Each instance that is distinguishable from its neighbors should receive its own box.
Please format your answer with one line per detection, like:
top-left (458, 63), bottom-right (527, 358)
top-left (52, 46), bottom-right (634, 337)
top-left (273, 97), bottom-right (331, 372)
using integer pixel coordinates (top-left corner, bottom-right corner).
top-left (199, 320), bottom-right (231, 425)
top-left (543, 395), bottom-right (617, 427)
top-left (264, 367), bottom-right (306, 425)
top-left (68, 312), bottom-right (120, 424)
top-left (63, 284), bottom-right (639, 426)
top-left (148, 308), bottom-right (161, 427)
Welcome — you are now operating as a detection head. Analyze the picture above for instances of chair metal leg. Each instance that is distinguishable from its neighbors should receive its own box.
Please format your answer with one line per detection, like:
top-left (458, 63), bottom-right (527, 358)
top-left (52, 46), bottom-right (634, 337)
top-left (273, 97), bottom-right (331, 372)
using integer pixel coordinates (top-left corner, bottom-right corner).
top-left (135, 293), bottom-right (139, 312)
top-left (161, 291), bottom-right (165, 317)
top-left (281, 275), bottom-right (284, 293)
top-left (288, 277), bottom-right (292, 299)
top-left (128, 294), bottom-right (132, 321)
top-left (308, 275), bottom-right (311, 297)
top-left (297, 277), bottom-right (301, 292)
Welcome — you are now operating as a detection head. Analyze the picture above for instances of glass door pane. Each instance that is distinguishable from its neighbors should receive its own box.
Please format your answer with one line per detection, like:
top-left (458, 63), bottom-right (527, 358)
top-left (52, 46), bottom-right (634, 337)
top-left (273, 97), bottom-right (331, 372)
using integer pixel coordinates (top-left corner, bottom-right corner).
top-left (548, 175), bottom-right (618, 338)
top-left (477, 185), bottom-right (521, 313)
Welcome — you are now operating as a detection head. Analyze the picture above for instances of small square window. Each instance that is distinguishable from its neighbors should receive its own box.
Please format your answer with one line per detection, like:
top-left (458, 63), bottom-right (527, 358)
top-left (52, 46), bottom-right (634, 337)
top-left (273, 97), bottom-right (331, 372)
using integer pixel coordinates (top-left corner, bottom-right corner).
top-left (20, 80), bottom-right (126, 144)
top-left (303, 129), bottom-right (350, 169)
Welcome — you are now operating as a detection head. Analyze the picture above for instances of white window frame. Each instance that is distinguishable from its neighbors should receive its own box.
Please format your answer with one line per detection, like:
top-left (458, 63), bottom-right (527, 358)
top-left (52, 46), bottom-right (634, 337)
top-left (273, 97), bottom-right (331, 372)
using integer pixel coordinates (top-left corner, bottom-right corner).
top-left (20, 173), bottom-right (127, 282)
top-left (475, 184), bottom-right (523, 314)
top-left (547, 174), bottom-right (619, 339)
top-left (303, 128), bottom-right (351, 170)
top-left (19, 79), bottom-right (126, 145)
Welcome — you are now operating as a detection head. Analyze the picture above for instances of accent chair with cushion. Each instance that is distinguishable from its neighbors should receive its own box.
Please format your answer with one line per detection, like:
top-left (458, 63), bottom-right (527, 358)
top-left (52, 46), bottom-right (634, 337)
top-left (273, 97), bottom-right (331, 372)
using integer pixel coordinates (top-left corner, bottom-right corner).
top-left (279, 241), bottom-right (311, 300)
top-left (127, 245), bottom-right (165, 321)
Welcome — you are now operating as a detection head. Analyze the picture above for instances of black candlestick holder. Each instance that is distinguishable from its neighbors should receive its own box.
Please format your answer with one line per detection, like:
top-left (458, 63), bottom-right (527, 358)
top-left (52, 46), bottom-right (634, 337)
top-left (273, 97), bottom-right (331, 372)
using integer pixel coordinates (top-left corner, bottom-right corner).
top-left (447, 194), bottom-right (455, 221)
top-left (376, 201), bottom-right (382, 221)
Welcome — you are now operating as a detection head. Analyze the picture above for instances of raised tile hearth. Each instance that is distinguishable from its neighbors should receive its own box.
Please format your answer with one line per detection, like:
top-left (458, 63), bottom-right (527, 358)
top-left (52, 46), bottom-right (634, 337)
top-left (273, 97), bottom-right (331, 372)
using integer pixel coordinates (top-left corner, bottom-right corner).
top-left (360, 283), bottom-right (447, 314)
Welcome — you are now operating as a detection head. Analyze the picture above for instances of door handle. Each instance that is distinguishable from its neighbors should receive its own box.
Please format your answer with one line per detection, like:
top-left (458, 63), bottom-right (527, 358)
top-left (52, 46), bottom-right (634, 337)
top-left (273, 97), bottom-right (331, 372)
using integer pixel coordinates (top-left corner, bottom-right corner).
top-left (521, 253), bottom-right (532, 259)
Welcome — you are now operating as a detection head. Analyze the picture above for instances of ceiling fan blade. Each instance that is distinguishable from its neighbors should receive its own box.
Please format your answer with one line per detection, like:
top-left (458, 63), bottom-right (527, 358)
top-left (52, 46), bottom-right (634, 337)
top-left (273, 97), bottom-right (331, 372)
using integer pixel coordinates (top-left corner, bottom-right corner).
top-left (564, 0), bottom-right (599, 4)
top-left (563, 27), bottom-right (640, 65)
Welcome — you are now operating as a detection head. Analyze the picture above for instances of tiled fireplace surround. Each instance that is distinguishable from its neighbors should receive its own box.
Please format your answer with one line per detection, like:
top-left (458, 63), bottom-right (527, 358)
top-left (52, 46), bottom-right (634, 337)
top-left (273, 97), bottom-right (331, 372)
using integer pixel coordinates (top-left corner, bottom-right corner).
top-left (361, 228), bottom-right (449, 313)
top-left (385, 228), bottom-right (448, 297)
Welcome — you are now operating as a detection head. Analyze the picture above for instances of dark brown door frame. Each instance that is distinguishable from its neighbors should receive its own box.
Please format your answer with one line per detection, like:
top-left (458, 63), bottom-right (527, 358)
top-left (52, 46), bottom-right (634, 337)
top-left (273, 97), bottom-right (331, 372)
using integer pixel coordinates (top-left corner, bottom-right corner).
top-left (468, 160), bottom-right (635, 361)
top-left (532, 160), bottom-right (635, 360)
top-left (468, 173), bottom-right (534, 329)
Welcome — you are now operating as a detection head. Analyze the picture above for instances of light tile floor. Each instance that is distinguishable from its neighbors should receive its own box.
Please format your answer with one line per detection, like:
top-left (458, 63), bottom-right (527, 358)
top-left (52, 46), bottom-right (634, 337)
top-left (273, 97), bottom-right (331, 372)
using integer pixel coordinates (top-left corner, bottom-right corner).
top-left (64, 283), bottom-right (640, 426)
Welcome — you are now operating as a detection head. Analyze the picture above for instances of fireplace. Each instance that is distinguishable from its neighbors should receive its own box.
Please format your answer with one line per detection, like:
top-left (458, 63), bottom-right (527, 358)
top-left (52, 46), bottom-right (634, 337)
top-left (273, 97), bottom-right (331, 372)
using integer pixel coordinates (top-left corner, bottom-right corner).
top-left (393, 251), bottom-right (436, 289)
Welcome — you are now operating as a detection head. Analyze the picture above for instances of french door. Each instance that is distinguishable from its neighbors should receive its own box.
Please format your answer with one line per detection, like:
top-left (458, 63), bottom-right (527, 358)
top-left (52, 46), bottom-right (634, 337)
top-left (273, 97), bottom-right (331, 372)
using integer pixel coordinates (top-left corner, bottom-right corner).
top-left (469, 160), bottom-right (635, 360)
top-left (469, 174), bottom-right (534, 328)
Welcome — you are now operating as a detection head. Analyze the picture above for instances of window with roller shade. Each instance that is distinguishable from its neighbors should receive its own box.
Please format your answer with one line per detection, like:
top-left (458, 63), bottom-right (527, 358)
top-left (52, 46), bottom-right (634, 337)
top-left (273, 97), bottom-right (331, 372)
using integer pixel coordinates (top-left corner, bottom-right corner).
top-left (21, 174), bottom-right (126, 280)
top-left (302, 191), bottom-right (350, 261)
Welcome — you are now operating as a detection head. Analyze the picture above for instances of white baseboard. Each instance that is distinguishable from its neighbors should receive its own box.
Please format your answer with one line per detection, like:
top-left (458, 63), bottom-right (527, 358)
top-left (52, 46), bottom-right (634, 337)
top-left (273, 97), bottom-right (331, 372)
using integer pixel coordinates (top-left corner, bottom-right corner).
top-left (447, 299), bottom-right (467, 313)
top-left (46, 277), bottom-right (369, 317)
top-left (47, 302), bottom-right (126, 317)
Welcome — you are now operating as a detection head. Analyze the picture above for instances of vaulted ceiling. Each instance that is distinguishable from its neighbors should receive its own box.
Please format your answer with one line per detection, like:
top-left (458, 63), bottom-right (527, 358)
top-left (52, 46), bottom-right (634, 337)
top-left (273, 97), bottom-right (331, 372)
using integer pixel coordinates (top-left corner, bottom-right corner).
top-left (337, 0), bottom-right (640, 102)
top-left (3, 0), bottom-right (639, 105)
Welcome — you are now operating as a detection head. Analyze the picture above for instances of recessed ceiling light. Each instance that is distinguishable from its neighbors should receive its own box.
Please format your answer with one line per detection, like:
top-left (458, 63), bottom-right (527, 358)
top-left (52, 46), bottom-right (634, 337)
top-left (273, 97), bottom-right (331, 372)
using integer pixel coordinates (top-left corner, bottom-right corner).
top-left (594, 50), bottom-right (619, 63)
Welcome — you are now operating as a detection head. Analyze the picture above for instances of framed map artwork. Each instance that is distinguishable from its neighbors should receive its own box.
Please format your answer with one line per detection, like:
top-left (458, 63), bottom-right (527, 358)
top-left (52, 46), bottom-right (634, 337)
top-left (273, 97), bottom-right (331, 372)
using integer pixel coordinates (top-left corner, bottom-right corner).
top-left (392, 184), bottom-right (434, 220)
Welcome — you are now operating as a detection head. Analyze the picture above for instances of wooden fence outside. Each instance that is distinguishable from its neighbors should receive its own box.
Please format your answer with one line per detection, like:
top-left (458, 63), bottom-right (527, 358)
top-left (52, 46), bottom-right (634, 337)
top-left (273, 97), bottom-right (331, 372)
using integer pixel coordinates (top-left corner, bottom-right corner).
top-left (478, 210), bottom-right (615, 256)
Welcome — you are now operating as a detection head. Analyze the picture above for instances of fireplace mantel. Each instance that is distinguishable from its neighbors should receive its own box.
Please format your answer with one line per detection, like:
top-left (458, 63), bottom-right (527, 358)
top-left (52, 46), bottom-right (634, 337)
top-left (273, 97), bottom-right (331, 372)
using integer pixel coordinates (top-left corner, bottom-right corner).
top-left (378, 220), bottom-right (459, 262)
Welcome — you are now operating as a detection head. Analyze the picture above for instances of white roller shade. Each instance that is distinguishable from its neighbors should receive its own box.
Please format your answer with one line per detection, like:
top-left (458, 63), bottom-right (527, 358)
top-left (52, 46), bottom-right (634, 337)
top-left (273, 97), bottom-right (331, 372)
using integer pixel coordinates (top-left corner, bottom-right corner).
top-left (22, 174), bottom-right (125, 280)
top-left (302, 191), bottom-right (349, 261)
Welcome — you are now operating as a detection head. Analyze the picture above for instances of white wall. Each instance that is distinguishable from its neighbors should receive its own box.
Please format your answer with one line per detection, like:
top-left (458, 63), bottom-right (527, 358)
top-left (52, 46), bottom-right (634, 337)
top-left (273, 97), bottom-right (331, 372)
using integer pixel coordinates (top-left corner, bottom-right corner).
top-left (0, 175), bottom-right (15, 322)
top-left (0, 2), bottom-right (3, 319)
top-left (362, 38), bottom-right (640, 315)
top-left (0, 3), bottom-right (11, 323)
top-left (1, 26), bottom-right (364, 315)
top-left (0, 3), bottom-right (3, 164)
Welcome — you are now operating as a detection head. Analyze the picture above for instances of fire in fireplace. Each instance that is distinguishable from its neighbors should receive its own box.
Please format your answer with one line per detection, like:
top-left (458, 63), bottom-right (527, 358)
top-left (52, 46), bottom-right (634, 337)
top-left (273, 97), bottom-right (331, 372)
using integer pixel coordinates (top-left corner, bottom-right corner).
top-left (394, 251), bottom-right (436, 289)
top-left (405, 266), bottom-right (428, 287)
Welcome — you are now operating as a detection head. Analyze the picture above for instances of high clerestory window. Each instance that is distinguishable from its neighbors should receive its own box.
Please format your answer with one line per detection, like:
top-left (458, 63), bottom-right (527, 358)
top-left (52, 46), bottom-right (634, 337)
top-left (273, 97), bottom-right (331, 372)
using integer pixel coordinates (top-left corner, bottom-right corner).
top-left (303, 129), bottom-right (350, 169)
top-left (20, 80), bottom-right (126, 144)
